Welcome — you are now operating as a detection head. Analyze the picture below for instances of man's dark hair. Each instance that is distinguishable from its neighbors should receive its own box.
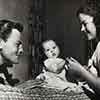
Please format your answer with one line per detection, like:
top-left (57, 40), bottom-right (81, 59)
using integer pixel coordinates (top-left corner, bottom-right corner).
top-left (0, 19), bottom-right (23, 41)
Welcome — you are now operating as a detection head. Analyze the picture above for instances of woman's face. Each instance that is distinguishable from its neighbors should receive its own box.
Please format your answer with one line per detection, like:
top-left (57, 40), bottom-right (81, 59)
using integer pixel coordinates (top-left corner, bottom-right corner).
top-left (79, 13), bottom-right (96, 40)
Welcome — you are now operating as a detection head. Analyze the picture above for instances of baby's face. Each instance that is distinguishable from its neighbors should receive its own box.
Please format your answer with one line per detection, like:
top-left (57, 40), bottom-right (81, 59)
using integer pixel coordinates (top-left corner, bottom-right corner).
top-left (43, 40), bottom-right (60, 58)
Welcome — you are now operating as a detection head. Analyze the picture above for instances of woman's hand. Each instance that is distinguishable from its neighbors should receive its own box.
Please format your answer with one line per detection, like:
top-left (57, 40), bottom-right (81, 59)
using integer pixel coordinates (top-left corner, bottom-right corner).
top-left (66, 57), bottom-right (85, 76)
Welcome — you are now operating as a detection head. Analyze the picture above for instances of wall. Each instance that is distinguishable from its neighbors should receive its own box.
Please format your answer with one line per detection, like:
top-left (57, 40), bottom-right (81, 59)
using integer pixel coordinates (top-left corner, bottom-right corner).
top-left (0, 0), bottom-right (33, 82)
top-left (46, 0), bottom-right (87, 64)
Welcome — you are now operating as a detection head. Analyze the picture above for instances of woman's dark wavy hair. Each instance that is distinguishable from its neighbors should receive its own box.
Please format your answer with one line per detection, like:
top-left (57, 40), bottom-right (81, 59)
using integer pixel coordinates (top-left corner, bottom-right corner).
top-left (0, 19), bottom-right (23, 41)
top-left (76, 3), bottom-right (100, 40)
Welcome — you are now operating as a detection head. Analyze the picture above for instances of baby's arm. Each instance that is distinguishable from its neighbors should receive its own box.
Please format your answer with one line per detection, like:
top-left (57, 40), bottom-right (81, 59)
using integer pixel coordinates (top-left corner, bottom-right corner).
top-left (36, 67), bottom-right (46, 80)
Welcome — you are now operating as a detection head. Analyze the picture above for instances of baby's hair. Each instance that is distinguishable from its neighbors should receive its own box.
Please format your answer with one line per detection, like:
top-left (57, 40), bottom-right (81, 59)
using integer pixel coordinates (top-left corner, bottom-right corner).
top-left (42, 39), bottom-right (57, 51)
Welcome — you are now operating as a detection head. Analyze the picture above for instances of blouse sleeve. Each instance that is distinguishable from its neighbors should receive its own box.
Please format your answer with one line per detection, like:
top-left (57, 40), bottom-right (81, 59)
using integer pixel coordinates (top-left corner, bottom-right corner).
top-left (88, 42), bottom-right (100, 76)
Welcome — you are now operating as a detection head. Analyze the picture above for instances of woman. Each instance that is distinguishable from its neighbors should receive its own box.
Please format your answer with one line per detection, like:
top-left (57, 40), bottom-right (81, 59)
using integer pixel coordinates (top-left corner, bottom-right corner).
top-left (67, 4), bottom-right (100, 94)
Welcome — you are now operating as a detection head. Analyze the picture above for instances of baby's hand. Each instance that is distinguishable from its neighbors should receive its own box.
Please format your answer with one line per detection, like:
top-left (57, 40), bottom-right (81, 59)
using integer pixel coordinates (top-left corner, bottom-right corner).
top-left (44, 58), bottom-right (65, 74)
top-left (51, 63), bottom-right (59, 73)
top-left (54, 60), bottom-right (65, 73)
top-left (50, 62), bottom-right (65, 74)
top-left (36, 74), bottom-right (46, 81)
top-left (57, 60), bottom-right (65, 67)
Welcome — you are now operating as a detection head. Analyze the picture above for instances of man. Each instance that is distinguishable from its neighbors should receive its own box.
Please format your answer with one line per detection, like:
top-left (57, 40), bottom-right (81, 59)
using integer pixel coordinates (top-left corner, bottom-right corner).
top-left (0, 19), bottom-right (23, 86)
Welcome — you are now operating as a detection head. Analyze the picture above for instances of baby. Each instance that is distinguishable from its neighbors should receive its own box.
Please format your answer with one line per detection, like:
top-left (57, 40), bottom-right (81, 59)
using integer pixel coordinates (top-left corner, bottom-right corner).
top-left (36, 40), bottom-right (80, 90)
top-left (43, 40), bottom-right (67, 80)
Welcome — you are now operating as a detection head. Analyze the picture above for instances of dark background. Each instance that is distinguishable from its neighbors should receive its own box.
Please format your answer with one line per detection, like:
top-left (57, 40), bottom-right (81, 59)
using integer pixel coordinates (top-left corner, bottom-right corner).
top-left (46, 0), bottom-right (87, 64)
top-left (0, 0), bottom-right (88, 82)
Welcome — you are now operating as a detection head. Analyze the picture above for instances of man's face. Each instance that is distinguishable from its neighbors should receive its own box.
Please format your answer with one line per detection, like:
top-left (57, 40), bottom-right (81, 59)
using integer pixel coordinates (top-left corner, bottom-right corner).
top-left (43, 40), bottom-right (60, 58)
top-left (1, 29), bottom-right (23, 64)
top-left (79, 13), bottom-right (96, 40)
